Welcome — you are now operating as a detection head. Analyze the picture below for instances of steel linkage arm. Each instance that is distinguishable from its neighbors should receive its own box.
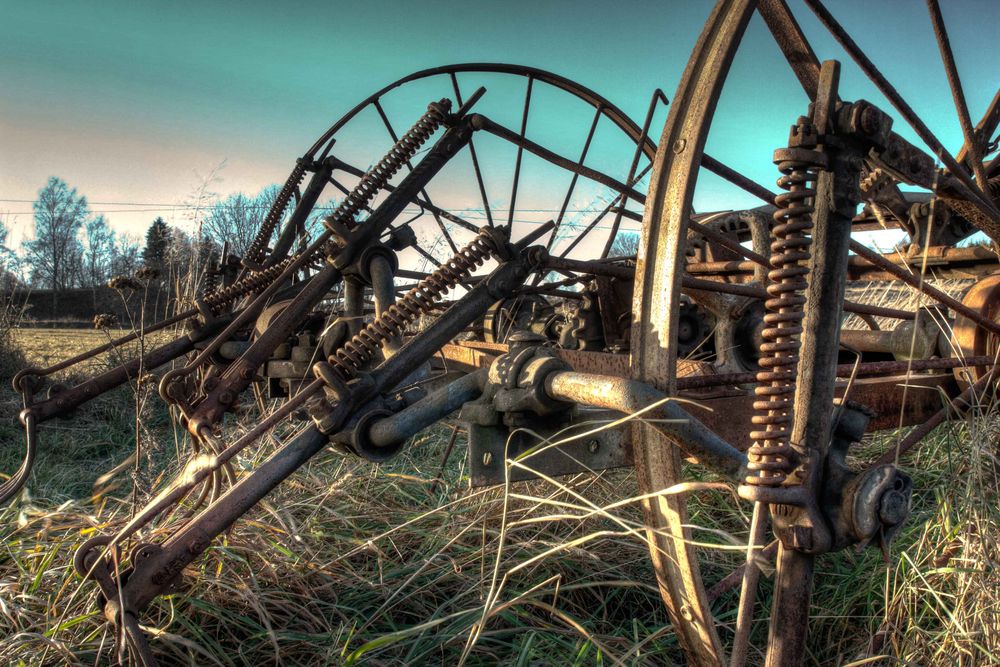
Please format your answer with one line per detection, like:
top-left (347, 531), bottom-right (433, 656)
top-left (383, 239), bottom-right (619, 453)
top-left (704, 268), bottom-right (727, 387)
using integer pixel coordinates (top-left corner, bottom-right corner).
top-left (77, 232), bottom-right (542, 666)
top-left (543, 371), bottom-right (747, 478)
top-left (184, 99), bottom-right (480, 436)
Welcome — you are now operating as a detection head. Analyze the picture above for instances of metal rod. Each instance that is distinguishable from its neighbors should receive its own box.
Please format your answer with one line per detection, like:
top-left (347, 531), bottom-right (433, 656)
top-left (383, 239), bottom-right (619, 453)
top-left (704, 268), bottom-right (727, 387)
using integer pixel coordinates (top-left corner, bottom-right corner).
top-left (925, 0), bottom-right (988, 188)
top-left (368, 368), bottom-right (487, 450)
top-left (601, 89), bottom-right (666, 258)
top-left (551, 103), bottom-right (602, 247)
top-left (374, 98), bottom-right (459, 253)
top-left (873, 367), bottom-right (996, 466)
top-left (544, 371), bottom-right (747, 477)
top-left (848, 239), bottom-right (1000, 337)
top-left (803, 0), bottom-right (1000, 228)
top-left (451, 72), bottom-right (494, 228)
top-left (507, 76), bottom-right (533, 228)
top-left (677, 354), bottom-right (994, 391)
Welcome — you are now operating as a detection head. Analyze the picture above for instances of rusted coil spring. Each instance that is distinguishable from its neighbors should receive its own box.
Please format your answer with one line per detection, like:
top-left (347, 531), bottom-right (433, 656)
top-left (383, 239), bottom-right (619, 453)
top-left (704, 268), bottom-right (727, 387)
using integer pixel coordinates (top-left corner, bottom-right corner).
top-left (323, 229), bottom-right (503, 383)
top-left (745, 121), bottom-right (824, 488)
top-left (323, 99), bottom-right (451, 236)
top-left (243, 160), bottom-right (308, 269)
top-left (203, 256), bottom-right (295, 314)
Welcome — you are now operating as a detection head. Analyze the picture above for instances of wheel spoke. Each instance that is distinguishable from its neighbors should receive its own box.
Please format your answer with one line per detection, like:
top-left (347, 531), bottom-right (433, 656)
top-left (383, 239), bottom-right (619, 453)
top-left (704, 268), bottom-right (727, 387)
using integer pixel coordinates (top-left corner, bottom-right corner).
top-left (601, 89), bottom-right (666, 258)
top-left (451, 72), bottom-right (495, 228)
top-left (803, 0), bottom-right (1000, 227)
top-left (925, 0), bottom-right (989, 188)
top-left (507, 77), bottom-right (533, 228)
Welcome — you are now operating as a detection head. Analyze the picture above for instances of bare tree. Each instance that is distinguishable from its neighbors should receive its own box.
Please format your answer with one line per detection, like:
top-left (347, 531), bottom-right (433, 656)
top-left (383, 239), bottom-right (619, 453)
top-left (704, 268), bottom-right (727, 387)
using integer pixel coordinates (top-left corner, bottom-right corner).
top-left (83, 215), bottom-right (115, 287)
top-left (609, 231), bottom-right (639, 257)
top-left (26, 177), bottom-right (88, 294)
top-left (110, 233), bottom-right (142, 278)
top-left (203, 185), bottom-right (279, 258)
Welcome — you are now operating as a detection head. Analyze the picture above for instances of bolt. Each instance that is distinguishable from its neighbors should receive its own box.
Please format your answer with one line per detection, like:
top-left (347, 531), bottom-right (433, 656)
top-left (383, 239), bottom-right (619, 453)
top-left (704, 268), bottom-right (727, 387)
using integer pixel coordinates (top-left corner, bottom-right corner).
top-left (859, 104), bottom-right (879, 135)
top-left (219, 390), bottom-right (234, 405)
top-left (790, 526), bottom-right (813, 551)
top-left (672, 139), bottom-right (686, 154)
top-left (587, 439), bottom-right (600, 454)
top-left (482, 451), bottom-right (493, 466)
top-left (879, 490), bottom-right (908, 526)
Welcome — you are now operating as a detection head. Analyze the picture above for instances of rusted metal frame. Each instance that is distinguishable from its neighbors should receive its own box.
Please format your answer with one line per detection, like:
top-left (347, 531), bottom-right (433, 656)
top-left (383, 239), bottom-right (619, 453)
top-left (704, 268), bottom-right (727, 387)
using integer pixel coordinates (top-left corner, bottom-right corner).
top-left (22, 321), bottom-right (224, 425)
top-left (368, 368), bottom-right (488, 450)
top-left (802, 0), bottom-right (1000, 230)
top-left (331, 157), bottom-right (480, 234)
top-left (957, 88), bottom-right (1000, 167)
top-left (558, 163), bottom-right (655, 259)
top-left (687, 216), bottom-right (772, 267)
top-left (682, 275), bottom-right (916, 321)
top-left (601, 88), bottom-right (667, 259)
top-left (630, 1), bottom-right (759, 663)
top-left (676, 355), bottom-right (994, 391)
top-left (538, 253), bottom-right (635, 280)
top-left (763, 60), bottom-right (849, 665)
top-left (470, 114), bottom-right (647, 204)
top-left (187, 263), bottom-right (343, 435)
top-left (189, 121), bottom-right (477, 433)
top-left (369, 254), bottom-right (402, 356)
top-left (756, 0), bottom-right (821, 100)
top-left (688, 243), bottom-right (1000, 281)
top-left (160, 233), bottom-right (332, 396)
top-left (450, 72), bottom-right (494, 228)
top-left (373, 98), bottom-right (459, 254)
top-left (701, 153), bottom-right (779, 206)
top-left (529, 102), bottom-right (603, 288)
top-left (332, 119), bottom-right (476, 272)
top-left (543, 371), bottom-right (747, 477)
top-left (925, 0), bottom-right (988, 188)
top-left (849, 240), bottom-right (1000, 338)
top-left (507, 76), bottom-right (534, 229)
top-left (100, 377), bottom-right (325, 549)
top-left (12, 308), bottom-right (192, 389)
top-left (266, 159), bottom-right (335, 268)
top-left (111, 250), bottom-right (538, 619)
top-left (872, 367), bottom-right (996, 467)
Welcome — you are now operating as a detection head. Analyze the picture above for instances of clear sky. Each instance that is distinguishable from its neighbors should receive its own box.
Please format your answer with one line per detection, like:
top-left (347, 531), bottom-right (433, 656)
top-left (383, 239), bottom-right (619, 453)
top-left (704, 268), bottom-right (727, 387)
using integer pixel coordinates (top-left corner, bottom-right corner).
top-left (1, 0), bottom-right (997, 250)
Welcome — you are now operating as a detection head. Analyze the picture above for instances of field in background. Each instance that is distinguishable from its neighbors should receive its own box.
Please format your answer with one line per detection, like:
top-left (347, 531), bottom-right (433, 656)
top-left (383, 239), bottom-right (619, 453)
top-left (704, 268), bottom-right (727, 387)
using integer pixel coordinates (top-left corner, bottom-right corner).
top-left (13, 328), bottom-right (172, 373)
top-left (0, 324), bottom-right (998, 665)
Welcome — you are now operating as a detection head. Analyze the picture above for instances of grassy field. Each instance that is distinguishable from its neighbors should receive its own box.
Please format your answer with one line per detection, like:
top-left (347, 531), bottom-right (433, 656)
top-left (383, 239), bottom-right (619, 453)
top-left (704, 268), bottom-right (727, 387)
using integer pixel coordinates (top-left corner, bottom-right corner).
top-left (0, 322), bottom-right (998, 665)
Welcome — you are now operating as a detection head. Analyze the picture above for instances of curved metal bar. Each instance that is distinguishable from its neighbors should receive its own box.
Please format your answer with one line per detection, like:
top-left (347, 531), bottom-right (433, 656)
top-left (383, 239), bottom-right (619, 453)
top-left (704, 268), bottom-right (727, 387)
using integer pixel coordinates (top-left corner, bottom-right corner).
top-left (0, 413), bottom-right (36, 505)
top-left (305, 63), bottom-right (657, 161)
top-left (629, 1), bottom-right (758, 662)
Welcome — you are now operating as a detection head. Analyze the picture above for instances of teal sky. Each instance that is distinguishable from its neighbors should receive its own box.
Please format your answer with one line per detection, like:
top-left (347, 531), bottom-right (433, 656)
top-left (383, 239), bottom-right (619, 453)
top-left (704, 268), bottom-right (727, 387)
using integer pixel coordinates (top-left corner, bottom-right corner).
top-left (1, 0), bottom-right (997, 248)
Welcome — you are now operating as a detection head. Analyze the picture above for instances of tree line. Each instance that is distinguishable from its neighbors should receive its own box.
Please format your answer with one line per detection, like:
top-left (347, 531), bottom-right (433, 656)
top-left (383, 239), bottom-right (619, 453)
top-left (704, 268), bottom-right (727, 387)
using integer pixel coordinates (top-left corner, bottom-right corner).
top-left (5, 177), bottom-right (290, 295)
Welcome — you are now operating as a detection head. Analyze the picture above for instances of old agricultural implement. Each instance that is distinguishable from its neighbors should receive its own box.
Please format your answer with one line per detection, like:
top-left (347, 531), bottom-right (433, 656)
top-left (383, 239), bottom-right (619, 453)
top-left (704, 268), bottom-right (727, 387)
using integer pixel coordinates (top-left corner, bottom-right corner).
top-left (4, 0), bottom-right (1000, 664)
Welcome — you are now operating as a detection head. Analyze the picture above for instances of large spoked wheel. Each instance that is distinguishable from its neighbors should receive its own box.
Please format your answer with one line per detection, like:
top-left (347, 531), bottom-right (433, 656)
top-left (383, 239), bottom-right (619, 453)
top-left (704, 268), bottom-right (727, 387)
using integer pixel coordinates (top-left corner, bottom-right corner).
top-left (295, 63), bottom-right (661, 283)
top-left (632, 0), bottom-right (999, 664)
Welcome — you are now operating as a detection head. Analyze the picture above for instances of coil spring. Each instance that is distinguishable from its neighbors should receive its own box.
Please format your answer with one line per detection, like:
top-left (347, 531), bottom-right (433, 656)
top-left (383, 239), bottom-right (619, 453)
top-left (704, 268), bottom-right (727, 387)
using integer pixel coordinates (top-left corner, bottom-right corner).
top-left (745, 117), bottom-right (824, 488)
top-left (244, 160), bottom-right (308, 267)
top-left (202, 265), bottom-right (219, 299)
top-left (323, 100), bottom-right (451, 235)
top-left (204, 256), bottom-right (295, 313)
top-left (326, 229), bottom-right (501, 382)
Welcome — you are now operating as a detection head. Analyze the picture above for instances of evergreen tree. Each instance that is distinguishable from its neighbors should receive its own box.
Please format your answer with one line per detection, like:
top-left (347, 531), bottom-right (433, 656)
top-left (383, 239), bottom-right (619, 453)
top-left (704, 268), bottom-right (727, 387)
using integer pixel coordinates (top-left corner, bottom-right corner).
top-left (142, 217), bottom-right (171, 271)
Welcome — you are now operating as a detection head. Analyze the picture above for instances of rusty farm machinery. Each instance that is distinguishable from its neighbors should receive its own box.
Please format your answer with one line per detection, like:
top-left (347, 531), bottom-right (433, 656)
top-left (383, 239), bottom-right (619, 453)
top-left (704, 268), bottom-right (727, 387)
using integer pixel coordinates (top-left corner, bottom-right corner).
top-left (4, 1), bottom-right (1000, 664)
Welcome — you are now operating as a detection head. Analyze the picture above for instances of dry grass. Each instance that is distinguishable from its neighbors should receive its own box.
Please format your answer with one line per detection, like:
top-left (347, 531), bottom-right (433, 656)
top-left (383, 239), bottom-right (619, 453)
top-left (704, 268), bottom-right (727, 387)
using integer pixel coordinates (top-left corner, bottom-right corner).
top-left (1, 287), bottom-right (999, 665)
